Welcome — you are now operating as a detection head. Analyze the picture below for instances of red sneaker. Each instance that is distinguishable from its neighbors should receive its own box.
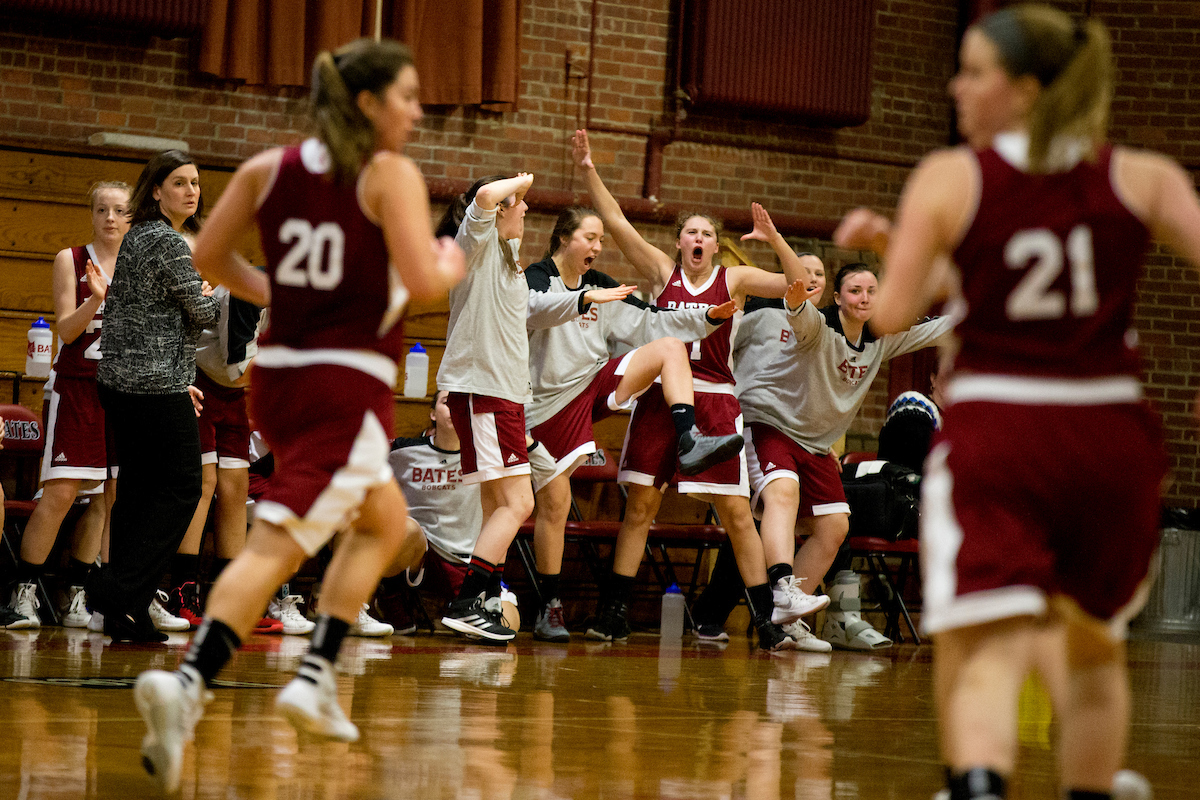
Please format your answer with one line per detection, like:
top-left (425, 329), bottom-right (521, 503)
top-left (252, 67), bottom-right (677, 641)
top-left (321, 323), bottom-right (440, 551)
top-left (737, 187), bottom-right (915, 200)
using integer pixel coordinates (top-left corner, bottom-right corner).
top-left (255, 616), bottom-right (284, 634)
top-left (168, 581), bottom-right (204, 630)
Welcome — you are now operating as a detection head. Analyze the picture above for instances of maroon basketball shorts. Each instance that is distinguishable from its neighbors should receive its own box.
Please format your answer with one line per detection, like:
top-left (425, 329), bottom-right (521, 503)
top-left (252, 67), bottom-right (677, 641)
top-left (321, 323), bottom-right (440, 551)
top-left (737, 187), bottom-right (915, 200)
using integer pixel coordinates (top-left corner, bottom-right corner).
top-left (618, 384), bottom-right (748, 497)
top-left (745, 422), bottom-right (849, 520)
top-left (529, 352), bottom-right (637, 488)
top-left (194, 370), bottom-right (250, 469)
top-left (921, 396), bottom-right (1168, 638)
top-left (250, 363), bottom-right (396, 556)
top-left (446, 392), bottom-right (530, 485)
top-left (40, 372), bottom-right (110, 484)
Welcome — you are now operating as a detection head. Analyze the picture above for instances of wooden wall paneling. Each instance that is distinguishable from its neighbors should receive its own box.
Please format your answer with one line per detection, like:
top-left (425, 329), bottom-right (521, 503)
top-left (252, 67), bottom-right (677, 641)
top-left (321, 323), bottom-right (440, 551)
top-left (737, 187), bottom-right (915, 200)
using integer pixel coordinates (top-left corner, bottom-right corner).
top-left (0, 254), bottom-right (56, 313)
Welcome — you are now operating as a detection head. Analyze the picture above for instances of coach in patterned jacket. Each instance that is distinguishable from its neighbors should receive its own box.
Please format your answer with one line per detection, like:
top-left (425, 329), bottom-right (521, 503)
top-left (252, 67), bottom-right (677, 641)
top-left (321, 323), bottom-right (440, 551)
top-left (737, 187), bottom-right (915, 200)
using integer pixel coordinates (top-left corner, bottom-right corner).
top-left (94, 150), bottom-right (218, 643)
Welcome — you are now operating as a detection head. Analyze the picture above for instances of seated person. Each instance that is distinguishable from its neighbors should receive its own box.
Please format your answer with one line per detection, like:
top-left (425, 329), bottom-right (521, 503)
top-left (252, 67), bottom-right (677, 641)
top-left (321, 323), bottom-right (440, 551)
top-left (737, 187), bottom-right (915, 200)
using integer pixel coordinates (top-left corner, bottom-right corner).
top-left (372, 390), bottom-right (518, 636)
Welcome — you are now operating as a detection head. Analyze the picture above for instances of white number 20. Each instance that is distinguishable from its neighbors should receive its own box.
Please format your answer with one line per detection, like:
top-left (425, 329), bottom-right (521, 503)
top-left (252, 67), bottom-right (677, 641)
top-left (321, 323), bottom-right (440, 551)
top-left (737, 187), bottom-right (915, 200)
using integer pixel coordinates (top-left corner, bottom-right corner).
top-left (277, 219), bottom-right (345, 291)
top-left (1004, 225), bottom-right (1098, 321)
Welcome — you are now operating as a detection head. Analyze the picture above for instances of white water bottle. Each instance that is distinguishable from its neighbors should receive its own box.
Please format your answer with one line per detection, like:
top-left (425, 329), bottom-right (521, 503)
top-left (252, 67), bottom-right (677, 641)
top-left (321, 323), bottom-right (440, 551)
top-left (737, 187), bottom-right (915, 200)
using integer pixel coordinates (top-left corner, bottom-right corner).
top-left (25, 317), bottom-right (53, 379)
top-left (403, 342), bottom-right (429, 398)
top-left (660, 583), bottom-right (685, 640)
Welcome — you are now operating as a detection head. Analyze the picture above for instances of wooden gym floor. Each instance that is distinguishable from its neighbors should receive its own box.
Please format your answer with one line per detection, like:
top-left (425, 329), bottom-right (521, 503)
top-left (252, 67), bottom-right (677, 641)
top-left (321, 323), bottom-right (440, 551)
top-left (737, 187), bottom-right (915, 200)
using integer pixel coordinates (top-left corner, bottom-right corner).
top-left (0, 627), bottom-right (1196, 799)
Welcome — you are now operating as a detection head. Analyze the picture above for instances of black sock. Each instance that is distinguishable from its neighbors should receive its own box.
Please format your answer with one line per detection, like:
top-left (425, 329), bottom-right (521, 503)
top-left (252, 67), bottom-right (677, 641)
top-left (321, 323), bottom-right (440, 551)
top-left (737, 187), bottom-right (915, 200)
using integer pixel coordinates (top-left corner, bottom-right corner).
top-left (536, 571), bottom-right (561, 603)
top-left (170, 553), bottom-right (200, 588)
top-left (745, 583), bottom-right (773, 623)
top-left (64, 557), bottom-right (92, 588)
top-left (459, 556), bottom-right (496, 600)
top-left (608, 572), bottom-right (635, 606)
top-left (208, 557), bottom-right (231, 583)
top-left (486, 564), bottom-right (504, 599)
top-left (948, 768), bottom-right (1007, 800)
top-left (767, 563), bottom-right (793, 586)
top-left (1067, 792), bottom-right (1111, 800)
top-left (308, 614), bottom-right (351, 665)
top-left (183, 618), bottom-right (242, 686)
top-left (16, 559), bottom-right (43, 585)
top-left (670, 404), bottom-right (696, 439)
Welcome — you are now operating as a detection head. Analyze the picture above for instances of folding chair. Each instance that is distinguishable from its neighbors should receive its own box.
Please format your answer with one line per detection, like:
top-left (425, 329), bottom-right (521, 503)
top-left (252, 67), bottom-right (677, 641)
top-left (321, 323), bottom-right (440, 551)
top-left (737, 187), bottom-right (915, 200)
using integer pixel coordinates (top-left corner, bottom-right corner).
top-left (0, 403), bottom-right (58, 624)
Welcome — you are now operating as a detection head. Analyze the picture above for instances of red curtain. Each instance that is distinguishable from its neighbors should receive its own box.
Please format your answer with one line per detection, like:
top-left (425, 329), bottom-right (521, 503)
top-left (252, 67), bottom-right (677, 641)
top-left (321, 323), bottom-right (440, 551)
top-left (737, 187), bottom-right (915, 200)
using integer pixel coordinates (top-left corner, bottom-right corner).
top-left (198, 0), bottom-right (520, 109)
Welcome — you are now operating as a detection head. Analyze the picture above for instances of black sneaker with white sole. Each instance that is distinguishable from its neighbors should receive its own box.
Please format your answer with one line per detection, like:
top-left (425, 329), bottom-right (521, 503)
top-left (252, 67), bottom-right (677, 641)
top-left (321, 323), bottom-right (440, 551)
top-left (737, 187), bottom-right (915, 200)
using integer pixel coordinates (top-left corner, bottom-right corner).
top-left (585, 598), bottom-right (631, 642)
top-left (677, 426), bottom-right (744, 476)
top-left (441, 594), bottom-right (515, 642)
top-left (756, 620), bottom-right (798, 652)
top-left (693, 622), bottom-right (730, 642)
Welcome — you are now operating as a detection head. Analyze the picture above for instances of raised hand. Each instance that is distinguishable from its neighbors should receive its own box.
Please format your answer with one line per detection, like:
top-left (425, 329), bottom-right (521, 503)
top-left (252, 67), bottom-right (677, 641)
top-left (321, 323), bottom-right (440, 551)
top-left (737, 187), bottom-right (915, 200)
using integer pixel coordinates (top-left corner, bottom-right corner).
top-left (784, 277), bottom-right (823, 310)
top-left (572, 130), bottom-right (594, 170)
top-left (433, 236), bottom-right (466, 286)
top-left (740, 202), bottom-right (777, 243)
top-left (584, 284), bottom-right (637, 305)
top-left (514, 172), bottom-right (534, 204)
top-left (84, 259), bottom-right (108, 300)
top-left (834, 208), bottom-right (891, 255)
top-left (706, 299), bottom-right (739, 320)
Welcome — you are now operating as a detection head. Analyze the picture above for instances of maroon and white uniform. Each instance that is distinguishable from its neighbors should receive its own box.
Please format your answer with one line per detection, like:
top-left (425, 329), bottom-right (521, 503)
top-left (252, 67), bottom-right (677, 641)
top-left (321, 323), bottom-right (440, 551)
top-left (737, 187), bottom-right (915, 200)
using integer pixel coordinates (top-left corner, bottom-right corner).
top-left (922, 135), bottom-right (1168, 637)
top-left (41, 244), bottom-right (112, 483)
top-left (250, 139), bottom-right (409, 555)
top-left (619, 264), bottom-right (747, 496)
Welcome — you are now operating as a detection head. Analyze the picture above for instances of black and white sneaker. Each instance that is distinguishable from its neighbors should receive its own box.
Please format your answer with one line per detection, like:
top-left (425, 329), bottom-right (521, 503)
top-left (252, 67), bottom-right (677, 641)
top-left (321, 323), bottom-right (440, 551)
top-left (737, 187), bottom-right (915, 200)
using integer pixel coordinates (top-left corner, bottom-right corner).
top-left (677, 426), bottom-right (744, 476)
top-left (693, 622), bottom-right (730, 642)
top-left (756, 620), bottom-right (798, 652)
top-left (441, 594), bottom-right (516, 642)
top-left (585, 598), bottom-right (631, 642)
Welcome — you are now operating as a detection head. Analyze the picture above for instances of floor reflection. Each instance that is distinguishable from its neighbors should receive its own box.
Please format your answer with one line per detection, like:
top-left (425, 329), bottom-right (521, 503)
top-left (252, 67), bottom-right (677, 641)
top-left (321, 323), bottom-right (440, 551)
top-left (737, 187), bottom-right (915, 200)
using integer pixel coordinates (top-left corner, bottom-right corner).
top-left (0, 629), bottom-right (1196, 799)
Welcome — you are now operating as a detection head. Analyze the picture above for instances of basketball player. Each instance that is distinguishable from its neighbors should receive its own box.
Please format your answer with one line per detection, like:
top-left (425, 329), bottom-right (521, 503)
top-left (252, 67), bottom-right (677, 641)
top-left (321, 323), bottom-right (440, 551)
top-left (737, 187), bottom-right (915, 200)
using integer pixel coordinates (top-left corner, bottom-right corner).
top-left (133, 39), bottom-right (464, 793)
top-left (573, 130), bottom-right (809, 650)
top-left (3, 181), bottom-right (130, 630)
top-left (836, 5), bottom-right (1200, 798)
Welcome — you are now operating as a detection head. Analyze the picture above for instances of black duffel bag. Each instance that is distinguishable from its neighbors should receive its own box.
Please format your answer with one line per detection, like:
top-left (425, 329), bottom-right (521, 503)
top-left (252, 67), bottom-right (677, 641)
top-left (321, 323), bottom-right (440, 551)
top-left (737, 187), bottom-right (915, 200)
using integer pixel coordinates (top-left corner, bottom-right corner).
top-left (841, 460), bottom-right (921, 541)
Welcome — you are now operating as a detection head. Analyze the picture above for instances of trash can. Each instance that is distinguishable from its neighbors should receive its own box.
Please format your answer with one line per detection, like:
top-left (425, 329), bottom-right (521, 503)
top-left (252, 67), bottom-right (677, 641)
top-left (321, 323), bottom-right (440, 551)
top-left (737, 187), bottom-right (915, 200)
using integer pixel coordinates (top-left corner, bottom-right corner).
top-left (1131, 528), bottom-right (1200, 635)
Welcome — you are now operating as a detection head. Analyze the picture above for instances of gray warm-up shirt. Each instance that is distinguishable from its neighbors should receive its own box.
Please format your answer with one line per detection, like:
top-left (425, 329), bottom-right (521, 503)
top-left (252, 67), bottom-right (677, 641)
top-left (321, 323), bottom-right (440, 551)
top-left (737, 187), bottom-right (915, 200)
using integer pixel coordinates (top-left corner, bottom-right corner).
top-left (734, 297), bottom-right (955, 455)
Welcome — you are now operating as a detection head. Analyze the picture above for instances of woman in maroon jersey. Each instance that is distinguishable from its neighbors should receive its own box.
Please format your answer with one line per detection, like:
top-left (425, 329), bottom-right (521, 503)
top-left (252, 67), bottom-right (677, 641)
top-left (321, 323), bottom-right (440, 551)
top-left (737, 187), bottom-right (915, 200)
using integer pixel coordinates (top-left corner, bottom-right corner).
top-left (133, 39), bottom-right (464, 793)
top-left (573, 129), bottom-right (817, 651)
top-left (836, 5), bottom-right (1200, 799)
top-left (2, 181), bottom-right (130, 631)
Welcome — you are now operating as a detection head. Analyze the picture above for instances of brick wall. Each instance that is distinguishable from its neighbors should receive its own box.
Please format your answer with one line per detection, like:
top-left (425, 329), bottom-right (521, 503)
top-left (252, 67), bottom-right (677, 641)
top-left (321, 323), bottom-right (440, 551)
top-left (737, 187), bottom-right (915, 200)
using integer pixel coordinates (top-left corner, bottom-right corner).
top-left (1, 0), bottom-right (1198, 504)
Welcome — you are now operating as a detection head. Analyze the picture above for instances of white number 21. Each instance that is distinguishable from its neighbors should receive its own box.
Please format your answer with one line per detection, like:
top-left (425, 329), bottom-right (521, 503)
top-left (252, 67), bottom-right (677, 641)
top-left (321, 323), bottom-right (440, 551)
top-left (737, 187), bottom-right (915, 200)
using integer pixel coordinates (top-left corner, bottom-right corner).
top-left (1004, 225), bottom-right (1098, 321)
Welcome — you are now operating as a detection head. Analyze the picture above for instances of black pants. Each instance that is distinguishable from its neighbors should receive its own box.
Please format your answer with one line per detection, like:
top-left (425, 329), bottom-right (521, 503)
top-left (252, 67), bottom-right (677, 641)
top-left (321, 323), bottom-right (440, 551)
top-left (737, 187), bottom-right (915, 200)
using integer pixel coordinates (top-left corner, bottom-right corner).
top-left (96, 385), bottom-right (202, 620)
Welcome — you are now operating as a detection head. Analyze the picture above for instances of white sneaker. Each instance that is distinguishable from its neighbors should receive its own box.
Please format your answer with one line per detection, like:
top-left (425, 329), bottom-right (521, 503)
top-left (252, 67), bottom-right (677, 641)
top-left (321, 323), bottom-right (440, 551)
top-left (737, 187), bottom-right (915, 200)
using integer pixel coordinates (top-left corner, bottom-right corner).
top-left (60, 585), bottom-right (90, 628)
top-left (269, 595), bottom-right (316, 635)
top-left (275, 657), bottom-right (359, 742)
top-left (1113, 769), bottom-right (1153, 800)
top-left (350, 604), bottom-right (393, 637)
top-left (771, 576), bottom-right (830, 624)
top-left (87, 611), bottom-right (105, 632)
top-left (149, 590), bottom-right (191, 632)
top-left (135, 666), bottom-right (212, 794)
top-left (8, 582), bottom-right (41, 629)
top-left (782, 619), bottom-right (833, 653)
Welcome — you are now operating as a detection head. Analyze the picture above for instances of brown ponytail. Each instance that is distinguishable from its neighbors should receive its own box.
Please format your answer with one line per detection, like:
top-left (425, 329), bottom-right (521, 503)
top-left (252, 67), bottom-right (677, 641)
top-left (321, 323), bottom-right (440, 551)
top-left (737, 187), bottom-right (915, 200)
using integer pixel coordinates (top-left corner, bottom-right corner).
top-left (975, 5), bottom-right (1112, 174)
top-left (310, 39), bottom-right (415, 185)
